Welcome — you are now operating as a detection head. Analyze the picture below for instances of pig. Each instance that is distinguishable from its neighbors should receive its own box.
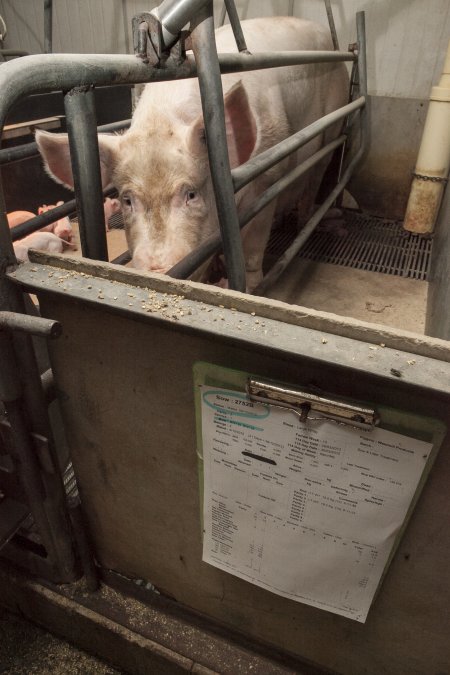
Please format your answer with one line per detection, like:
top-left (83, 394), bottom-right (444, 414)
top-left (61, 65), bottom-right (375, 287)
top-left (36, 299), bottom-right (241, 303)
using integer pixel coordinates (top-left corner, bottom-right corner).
top-left (35, 17), bottom-right (348, 292)
top-left (103, 197), bottom-right (122, 230)
top-left (7, 211), bottom-right (36, 228)
top-left (38, 202), bottom-right (73, 242)
top-left (13, 231), bottom-right (76, 262)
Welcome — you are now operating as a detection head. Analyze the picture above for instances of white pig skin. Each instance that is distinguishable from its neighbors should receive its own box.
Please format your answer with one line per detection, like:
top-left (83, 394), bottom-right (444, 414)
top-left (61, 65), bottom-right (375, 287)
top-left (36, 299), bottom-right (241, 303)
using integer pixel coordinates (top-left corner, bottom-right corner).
top-left (13, 231), bottom-right (76, 262)
top-left (35, 17), bottom-right (348, 292)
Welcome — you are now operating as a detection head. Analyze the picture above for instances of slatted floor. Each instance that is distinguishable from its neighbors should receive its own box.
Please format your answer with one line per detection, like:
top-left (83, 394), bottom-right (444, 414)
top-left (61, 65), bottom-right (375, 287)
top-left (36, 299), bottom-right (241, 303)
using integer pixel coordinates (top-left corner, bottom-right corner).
top-left (101, 208), bottom-right (433, 281)
top-left (267, 210), bottom-right (433, 281)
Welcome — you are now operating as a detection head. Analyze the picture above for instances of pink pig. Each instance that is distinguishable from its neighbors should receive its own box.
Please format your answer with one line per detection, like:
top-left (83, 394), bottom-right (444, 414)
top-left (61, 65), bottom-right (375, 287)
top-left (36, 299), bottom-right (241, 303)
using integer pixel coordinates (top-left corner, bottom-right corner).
top-left (7, 211), bottom-right (36, 228)
top-left (13, 231), bottom-right (76, 262)
top-left (38, 201), bottom-right (73, 242)
top-left (103, 197), bottom-right (121, 230)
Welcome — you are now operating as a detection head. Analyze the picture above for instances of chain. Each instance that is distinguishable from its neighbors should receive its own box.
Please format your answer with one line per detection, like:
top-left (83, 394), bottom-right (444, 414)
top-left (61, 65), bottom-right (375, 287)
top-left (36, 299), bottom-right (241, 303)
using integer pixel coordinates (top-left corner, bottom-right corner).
top-left (412, 172), bottom-right (448, 184)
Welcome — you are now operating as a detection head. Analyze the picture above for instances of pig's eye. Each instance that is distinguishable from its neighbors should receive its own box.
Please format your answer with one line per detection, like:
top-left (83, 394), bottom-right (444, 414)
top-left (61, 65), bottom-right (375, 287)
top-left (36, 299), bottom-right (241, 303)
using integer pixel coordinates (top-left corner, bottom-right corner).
top-left (121, 194), bottom-right (133, 210)
top-left (185, 190), bottom-right (197, 204)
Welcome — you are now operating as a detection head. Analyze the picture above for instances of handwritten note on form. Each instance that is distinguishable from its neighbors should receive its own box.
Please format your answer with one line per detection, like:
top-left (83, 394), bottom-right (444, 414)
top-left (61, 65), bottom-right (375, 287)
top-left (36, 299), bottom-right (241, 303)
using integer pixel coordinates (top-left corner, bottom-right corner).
top-left (200, 386), bottom-right (432, 622)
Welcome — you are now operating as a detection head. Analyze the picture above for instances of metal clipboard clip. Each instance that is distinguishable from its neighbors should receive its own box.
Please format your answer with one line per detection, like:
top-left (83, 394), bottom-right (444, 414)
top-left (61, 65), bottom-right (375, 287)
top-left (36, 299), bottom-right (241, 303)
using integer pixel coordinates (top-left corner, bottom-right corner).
top-left (246, 379), bottom-right (380, 432)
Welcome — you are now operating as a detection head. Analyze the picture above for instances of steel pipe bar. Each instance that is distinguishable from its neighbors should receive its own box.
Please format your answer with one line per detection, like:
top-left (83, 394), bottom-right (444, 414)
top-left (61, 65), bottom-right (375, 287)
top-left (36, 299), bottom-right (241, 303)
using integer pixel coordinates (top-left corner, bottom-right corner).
top-left (0, 311), bottom-right (61, 338)
top-left (0, 49), bottom-right (29, 58)
top-left (0, 50), bottom-right (355, 122)
top-left (232, 96), bottom-right (365, 192)
top-left (44, 0), bottom-right (53, 54)
top-left (0, 119), bottom-right (131, 167)
top-left (64, 87), bottom-right (108, 261)
top-left (168, 135), bottom-right (345, 279)
top-left (324, 0), bottom-right (339, 50)
top-left (190, 5), bottom-right (246, 291)
top-left (224, 0), bottom-right (248, 52)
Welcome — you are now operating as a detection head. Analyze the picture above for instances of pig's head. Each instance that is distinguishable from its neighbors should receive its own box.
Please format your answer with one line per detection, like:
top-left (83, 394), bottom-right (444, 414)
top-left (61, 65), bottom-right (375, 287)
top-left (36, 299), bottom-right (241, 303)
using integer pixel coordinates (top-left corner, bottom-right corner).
top-left (35, 81), bottom-right (257, 274)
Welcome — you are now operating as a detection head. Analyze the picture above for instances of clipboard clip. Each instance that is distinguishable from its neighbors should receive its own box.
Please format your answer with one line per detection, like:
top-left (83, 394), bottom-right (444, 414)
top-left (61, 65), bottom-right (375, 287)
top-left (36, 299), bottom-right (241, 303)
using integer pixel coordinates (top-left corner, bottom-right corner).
top-left (246, 379), bottom-right (380, 431)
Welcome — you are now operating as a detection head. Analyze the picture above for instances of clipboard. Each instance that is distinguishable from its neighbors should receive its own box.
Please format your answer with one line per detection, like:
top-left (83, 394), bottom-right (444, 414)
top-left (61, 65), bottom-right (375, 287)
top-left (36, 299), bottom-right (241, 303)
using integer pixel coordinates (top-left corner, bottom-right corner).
top-left (193, 361), bottom-right (446, 622)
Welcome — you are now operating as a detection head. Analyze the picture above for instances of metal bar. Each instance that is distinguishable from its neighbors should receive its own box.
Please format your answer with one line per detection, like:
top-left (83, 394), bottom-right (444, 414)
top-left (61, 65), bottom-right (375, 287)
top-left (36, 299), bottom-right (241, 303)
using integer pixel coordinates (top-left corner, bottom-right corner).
top-left (253, 11), bottom-right (368, 296)
top-left (44, 0), bottom-right (53, 54)
top-left (168, 136), bottom-right (345, 279)
top-left (0, 322), bottom-right (76, 581)
top-left (64, 87), bottom-right (108, 261)
top-left (0, 311), bottom-right (61, 338)
top-left (190, 3), bottom-right (246, 292)
top-left (151, 0), bottom-right (211, 51)
top-left (287, 1), bottom-right (295, 16)
top-left (0, 119), bottom-right (131, 167)
top-left (324, 0), bottom-right (339, 50)
top-left (68, 495), bottom-right (100, 592)
top-left (111, 250), bottom-right (132, 266)
top-left (232, 97), bottom-right (364, 193)
top-left (0, 49), bottom-right (29, 58)
top-left (224, 0), bottom-right (248, 52)
top-left (0, 50), bottom-right (355, 117)
top-left (219, 3), bottom-right (227, 26)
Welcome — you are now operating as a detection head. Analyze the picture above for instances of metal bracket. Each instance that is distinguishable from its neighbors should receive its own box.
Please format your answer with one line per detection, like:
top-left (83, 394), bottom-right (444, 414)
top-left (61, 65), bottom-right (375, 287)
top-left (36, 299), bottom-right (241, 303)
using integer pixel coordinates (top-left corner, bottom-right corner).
top-left (132, 12), bottom-right (188, 67)
top-left (0, 420), bottom-right (55, 475)
top-left (246, 379), bottom-right (379, 431)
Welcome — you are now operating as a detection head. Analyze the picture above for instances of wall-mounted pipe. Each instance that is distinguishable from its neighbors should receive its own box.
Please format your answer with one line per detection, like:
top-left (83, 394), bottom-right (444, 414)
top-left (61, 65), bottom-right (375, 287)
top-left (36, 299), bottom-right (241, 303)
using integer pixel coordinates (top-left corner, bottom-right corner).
top-left (404, 41), bottom-right (450, 234)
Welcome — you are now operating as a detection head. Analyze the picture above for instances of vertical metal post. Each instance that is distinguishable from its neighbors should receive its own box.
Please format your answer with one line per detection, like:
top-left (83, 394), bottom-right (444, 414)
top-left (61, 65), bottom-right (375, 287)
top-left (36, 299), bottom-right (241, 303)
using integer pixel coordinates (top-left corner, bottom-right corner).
top-left (223, 0), bottom-right (248, 52)
top-left (64, 86), bottom-right (108, 262)
top-left (356, 11), bottom-right (368, 156)
top-left (190, 3), bottom-right (246, 292)
top-left (324, 0), bottom-right (339, 51)
top-left (44, 0), bottom-right (53, 54)
top-left (0, 324), bottom-right (77, 581)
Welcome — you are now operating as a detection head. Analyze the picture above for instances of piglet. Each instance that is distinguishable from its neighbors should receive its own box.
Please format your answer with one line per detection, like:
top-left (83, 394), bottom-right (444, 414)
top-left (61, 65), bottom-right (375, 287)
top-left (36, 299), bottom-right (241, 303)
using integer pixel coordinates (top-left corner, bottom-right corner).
top-left (7, 211), bottom-right (36, 228)
top-left (13, 231), bottom-right (76, 262)
top-left (103, 197), bottom-right (121, 230)
top-left (38, 201), bottom-right (73, 242)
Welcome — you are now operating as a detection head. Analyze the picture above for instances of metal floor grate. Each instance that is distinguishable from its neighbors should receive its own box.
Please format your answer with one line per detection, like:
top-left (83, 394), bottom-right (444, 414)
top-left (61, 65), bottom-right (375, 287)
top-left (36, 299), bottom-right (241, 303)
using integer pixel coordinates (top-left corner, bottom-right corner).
top-left (267, 210), bottom-right (433, 280)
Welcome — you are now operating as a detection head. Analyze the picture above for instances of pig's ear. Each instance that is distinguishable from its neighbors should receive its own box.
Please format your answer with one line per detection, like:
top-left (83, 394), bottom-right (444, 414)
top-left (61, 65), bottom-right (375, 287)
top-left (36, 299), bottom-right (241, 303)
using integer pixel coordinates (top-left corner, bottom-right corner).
top-left (35, 130), bottom-right (74, 189)
top-left (223, 80), bottom-right (257, 168)
top-left (187, 81), bottom-right (257, 168)
top-left (36, 130), bottom-right (119, 190)
top-left (187, 117), bottom-right (208, 159)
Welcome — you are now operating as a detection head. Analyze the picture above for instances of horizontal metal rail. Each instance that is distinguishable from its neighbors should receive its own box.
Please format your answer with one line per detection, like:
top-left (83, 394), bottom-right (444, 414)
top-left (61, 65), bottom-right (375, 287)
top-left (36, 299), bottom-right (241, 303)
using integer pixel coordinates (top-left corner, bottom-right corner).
top-left (232, 97), bottom-right (365, 192)
top-left (0, 311), bottom-right (61, 337)
top-left (0, 119), bottom-right (131, 166)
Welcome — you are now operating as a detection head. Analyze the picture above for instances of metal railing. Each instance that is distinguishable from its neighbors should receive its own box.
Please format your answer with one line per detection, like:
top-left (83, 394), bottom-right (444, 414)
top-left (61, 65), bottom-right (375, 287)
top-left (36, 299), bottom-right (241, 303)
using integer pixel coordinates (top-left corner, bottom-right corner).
top-left (0, 0), bottom-right (367, 582)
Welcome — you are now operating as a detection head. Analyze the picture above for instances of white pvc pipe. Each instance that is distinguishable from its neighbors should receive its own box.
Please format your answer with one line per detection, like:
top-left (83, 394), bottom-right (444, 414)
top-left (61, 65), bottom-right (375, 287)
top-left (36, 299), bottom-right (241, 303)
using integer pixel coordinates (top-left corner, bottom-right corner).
top-left (404, 41), bottom-right (450, 233)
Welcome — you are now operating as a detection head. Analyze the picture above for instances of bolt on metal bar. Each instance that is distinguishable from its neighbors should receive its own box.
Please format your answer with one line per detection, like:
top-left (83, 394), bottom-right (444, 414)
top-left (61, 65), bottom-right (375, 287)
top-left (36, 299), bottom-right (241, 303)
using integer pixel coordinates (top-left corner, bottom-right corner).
top-left (190, 3), bottom-right (246, 292)
top-left (64, 86), bottom-right (108, 261)
top-left (0, 311), bottom-right (61, 337)
top-left (232, 96), bottom-right (364, 193)
top-left (168, 135), bottom-right (345, 279)
top-left (44, 0), bottom-right (53, 54)
top-left (224, 0), bottom-right (248, 52)
top-left (0, 119), bottom-right (131, 167)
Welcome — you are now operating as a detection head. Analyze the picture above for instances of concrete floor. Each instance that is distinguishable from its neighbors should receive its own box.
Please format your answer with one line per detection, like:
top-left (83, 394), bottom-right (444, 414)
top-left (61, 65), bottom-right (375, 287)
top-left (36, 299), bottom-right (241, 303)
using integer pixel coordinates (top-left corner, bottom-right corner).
top-left (267, 259), bottom-right (428, 334)
top-left (69, 223), bottom-right (428, 335)
top-left (0, 608), bottom-right (122, 674)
